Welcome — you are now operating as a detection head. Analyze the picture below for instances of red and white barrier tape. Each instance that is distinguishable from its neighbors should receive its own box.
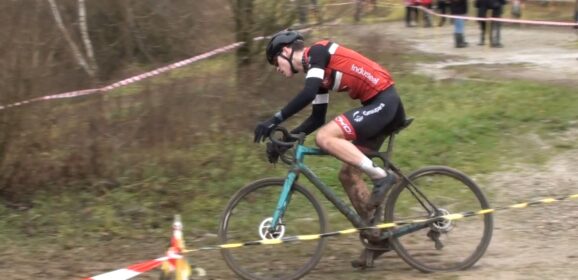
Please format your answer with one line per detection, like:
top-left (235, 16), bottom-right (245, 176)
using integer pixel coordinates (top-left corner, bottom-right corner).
top-left (83, 254), bottom-right (182, 280)
top-left (0, 42), bottom-right (244, 111)
top-left (84, 215), bottom-right (192, 280)
top-left (0, 28), bottom-right (314, 112)
top-left (324, 1), bottom-right (357, 7)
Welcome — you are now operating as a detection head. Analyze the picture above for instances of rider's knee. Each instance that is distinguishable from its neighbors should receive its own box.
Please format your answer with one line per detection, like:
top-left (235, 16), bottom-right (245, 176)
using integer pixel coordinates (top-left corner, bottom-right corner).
top-left (315, 123), bottom-right (342, 150)
top-left (315, 129), bottom-right (330, 150)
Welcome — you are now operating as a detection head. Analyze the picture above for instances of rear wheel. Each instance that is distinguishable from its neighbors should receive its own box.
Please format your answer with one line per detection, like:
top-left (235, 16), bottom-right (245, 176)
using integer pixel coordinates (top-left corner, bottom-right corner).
top-left (385, 166), bottom-right (493, 272)
top-left (218, 178), bottom-right (327, 280)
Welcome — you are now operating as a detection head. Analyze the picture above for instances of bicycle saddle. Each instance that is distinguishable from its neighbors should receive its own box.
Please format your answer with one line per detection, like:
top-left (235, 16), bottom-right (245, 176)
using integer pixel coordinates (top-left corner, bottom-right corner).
top-left (393, 117), bottom-right (414, 134)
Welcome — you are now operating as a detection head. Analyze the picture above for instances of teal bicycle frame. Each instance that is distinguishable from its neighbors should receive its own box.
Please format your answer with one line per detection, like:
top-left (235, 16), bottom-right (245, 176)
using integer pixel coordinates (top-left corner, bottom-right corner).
top-left (267, 126), bottom-right (431, 240)
top-left (270, 144), bottom-right (368, 232)
top-left (270, 144), bottom-right (368, 230)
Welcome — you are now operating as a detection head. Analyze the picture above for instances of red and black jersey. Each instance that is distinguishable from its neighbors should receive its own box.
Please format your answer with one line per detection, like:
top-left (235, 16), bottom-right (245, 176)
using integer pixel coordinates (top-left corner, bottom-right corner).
top-left (304, 40), bottom-right (394, 102)
top-left (276, 40), bottom-right (395, 135)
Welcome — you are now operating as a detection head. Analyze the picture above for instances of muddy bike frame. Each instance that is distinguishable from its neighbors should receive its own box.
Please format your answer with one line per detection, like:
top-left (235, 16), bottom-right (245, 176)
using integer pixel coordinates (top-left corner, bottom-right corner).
top-left (268, 124), bottom-right (434, 241)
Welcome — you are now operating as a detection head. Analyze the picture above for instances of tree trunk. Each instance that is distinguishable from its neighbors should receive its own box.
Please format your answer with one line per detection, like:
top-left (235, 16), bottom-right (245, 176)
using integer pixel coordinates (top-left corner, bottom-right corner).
top-left (47, 0), bottom-right (96, 78)
top-left (78, 0), bottom-right (97, 73)
top-left (234, 0), bottom-right (255, 67)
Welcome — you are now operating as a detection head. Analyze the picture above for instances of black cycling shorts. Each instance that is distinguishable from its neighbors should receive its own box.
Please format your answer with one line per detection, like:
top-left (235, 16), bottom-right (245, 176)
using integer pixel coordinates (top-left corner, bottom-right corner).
top-left (333, 86), bottom-right (405, 152)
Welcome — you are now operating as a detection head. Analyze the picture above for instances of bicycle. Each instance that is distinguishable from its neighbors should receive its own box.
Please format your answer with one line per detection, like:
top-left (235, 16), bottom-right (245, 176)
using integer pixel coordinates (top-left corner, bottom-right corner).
top-left (218, 118), bottom-right (493, 280)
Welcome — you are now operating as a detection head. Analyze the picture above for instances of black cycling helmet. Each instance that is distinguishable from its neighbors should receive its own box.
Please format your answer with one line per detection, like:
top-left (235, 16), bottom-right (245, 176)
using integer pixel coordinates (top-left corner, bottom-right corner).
top-left (266, 30), bottom-right (304, 65)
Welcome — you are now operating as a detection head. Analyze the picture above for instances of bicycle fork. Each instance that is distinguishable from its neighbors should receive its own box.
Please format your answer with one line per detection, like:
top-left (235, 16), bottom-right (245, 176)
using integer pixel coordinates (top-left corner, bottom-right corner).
top-left (269, 171), bottom-right (298, 235)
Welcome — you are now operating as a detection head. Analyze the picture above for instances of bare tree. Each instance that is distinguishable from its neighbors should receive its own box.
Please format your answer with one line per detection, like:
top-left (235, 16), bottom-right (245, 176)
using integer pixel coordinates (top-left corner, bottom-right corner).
top-left (230, 0), bottom-right (297, 85)
top-left (47, 0), bottom-right (98, 78)
top-left (0, 0), bottom-right (246, 202)
top-left (232, 0), bottom-right (255, 67)
top-left (78, 0), bottom-right (97, 70)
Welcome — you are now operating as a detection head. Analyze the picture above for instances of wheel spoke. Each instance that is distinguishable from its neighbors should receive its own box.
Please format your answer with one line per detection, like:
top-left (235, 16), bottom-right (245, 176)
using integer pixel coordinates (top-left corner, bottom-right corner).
top-left (385, 166), bottom-right (493, 272)
top-left (219, 179), bottom-right (327, 280)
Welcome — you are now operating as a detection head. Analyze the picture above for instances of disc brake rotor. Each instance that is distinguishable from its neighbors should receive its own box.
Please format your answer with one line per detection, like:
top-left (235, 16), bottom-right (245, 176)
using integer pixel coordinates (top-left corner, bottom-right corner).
top-left (258, 217), bottom-right (286, 240)
top-left (430, 208), bottom-right (454, 233)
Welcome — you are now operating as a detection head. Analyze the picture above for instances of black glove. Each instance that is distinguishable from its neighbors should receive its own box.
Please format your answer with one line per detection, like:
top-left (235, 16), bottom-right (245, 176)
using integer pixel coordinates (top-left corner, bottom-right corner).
top-left (266, 142), bottom-right (291, 164)
top-left (254, 116), bottom-right (282, 143)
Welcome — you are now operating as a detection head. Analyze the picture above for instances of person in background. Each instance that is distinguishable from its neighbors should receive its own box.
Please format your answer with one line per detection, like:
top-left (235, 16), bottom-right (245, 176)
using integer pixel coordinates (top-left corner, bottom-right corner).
top-left (510, 0), bottom-right (522, 19)
top-left (437, 0), bottom-right (451, 26)
top-left (354, 0), bottom-right (378, 22)
top-left (475, 0), bottom-right (506, 47)
top-left (574, 1), bottom-right (578, 29)
top-left (450, 0), bottom-right (469, 48)
top-left (404, 0), bottom-right (419, 27)
top-left (418, 0), bottom-right (434, 27)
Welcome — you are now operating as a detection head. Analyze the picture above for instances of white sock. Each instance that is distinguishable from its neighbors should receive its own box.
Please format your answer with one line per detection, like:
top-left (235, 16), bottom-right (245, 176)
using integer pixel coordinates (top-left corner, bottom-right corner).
top-left (358, 157), bottom-right (386, 180)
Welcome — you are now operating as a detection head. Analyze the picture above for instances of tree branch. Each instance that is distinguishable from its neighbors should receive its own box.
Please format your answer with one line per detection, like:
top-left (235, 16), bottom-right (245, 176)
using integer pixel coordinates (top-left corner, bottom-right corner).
top-left (46, 0), bottom-right (95, 77)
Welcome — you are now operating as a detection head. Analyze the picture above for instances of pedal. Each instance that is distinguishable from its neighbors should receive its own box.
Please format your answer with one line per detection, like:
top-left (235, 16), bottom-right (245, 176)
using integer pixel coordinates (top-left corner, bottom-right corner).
top-left (351, 249), bottom-right (375, 269)
top-left (365, 250), bottom-right (375, 268)
top-left (362, 209), bottom-right (384, 243)
top-left (427, 230), bottom-right (444, 250)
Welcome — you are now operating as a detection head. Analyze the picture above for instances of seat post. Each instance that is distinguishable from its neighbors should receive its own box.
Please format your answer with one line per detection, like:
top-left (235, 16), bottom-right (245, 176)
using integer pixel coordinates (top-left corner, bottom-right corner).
top-left (384, 117), bottom-right (413, 162)
top-left (385, 133), bottom-right (396, 161)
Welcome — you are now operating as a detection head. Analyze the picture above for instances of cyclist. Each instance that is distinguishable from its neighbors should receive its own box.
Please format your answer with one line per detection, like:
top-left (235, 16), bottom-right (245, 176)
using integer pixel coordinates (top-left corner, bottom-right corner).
top-left (254, 29), bottom-right (406, 268)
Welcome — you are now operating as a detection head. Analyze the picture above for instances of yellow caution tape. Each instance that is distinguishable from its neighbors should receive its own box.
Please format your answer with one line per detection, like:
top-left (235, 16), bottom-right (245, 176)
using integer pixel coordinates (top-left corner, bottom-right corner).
top-left (183, 193), bottom-right (578, 254)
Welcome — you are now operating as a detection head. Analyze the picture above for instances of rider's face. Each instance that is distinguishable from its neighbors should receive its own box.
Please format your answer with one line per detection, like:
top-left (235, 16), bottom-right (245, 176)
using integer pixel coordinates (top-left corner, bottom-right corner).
top-left (275, 48), bottom-right (294, 77)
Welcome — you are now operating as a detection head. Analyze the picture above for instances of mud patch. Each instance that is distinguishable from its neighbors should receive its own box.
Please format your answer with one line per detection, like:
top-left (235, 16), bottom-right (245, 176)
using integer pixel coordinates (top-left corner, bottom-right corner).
top-left (383, 22), bottom-right (578, 85)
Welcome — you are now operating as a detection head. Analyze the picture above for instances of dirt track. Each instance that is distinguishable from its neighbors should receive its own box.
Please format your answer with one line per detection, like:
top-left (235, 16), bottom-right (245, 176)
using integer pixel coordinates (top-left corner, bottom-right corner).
top-left (2, 22), bottom-right (577, 280)
top-left (403, 23), bottom-right (578, 85)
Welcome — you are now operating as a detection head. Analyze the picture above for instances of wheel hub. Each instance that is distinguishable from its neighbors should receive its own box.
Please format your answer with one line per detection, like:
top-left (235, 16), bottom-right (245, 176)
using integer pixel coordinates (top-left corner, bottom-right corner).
top-left (430, 208), bottom-right (453, 232)
top-left (258, 217), bottom-right (286, 240)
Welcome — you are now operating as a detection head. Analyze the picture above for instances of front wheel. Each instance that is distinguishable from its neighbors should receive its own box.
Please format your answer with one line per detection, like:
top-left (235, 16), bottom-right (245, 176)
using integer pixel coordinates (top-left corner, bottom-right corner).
top-left (385, 166), bottom-right (493, 272)
top-left (218, 178), bottom-right (327, 280)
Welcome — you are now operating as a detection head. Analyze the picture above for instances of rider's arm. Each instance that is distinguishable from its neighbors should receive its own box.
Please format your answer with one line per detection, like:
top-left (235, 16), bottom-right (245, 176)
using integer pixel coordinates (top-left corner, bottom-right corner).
top-left (274, 45), bottom-right (330, 123)
top-left (290, 90), bottom-right (328, 135)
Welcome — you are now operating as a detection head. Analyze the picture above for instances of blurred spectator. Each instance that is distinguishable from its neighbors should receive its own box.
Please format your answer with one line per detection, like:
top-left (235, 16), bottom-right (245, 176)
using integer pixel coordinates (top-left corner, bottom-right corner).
top-left (510, 0), bottom-right (522, 19)
top-left (475, 0), bottom-right (506, 47)
top-left (450, 0), bottom-right (469, 48)
top-left (437, 0), bottom-right (451, 26)
top-left (574, 3), bottom-right (578, 29)
top-left (418, 0), bottom-right (434, 27)
top-left (405, 0), bottom-right (419, 27)
top-left (354, 0), bottom-right (377, 22)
